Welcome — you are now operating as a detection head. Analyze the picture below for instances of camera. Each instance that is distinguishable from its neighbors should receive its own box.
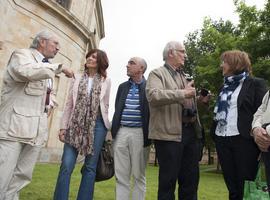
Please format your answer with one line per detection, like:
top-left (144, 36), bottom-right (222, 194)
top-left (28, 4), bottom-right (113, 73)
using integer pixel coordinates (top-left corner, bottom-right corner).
top-left (182, 108), bottom-right (197, 117)
top-left (262, 123), bottom-right (270, 129)
top-left (200, 88), bottom-right (209, 97)
top-left (185, 74), bottom-right (193, 82)
top-left (262, 123), bottom-right (270, 136)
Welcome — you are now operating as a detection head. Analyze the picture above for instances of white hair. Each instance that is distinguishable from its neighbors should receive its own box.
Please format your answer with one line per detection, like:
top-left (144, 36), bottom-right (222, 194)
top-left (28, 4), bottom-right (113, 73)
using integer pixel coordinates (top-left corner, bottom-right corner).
top-left (30, 30), bottom-right (57, 49)
top-left (162, 41), bottom-right (183, 61)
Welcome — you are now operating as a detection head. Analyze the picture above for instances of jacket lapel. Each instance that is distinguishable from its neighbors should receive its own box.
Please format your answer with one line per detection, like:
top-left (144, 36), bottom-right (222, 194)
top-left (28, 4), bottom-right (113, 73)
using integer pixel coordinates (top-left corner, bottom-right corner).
top-left (31, 49), bottom-right (42, 63)
top-left (100, 79), bottom-right (107, 100)
top-left (237, 77), bottom-right (252, 106)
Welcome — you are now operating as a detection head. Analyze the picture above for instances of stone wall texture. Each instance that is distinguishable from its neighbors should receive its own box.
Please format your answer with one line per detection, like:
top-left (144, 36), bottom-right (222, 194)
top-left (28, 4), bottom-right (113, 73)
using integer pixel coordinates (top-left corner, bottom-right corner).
top-left (0, 0), bottom-right (105, 162)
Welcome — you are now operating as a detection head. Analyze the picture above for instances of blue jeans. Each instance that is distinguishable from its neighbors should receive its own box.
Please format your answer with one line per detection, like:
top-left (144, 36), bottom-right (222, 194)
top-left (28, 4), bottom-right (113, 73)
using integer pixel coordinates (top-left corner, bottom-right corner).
top-left (54, 117), bottom-right (107, 200)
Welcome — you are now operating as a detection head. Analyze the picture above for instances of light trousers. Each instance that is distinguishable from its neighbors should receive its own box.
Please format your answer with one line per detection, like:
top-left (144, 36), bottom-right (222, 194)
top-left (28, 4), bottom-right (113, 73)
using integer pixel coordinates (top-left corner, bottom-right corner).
top-left (114, 126), bottom-right (149, 200)
top-left (0, 140), bottom-right (41, 200)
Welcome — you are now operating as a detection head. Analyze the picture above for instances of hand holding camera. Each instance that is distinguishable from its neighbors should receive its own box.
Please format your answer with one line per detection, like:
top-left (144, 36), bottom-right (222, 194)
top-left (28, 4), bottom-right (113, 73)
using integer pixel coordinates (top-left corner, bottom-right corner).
top-left (184, 80), bottom-right (196, 98)
top-left (198, 88), bottom-right (211, 104)
top-left (200, 88), bottom-right (209, 97)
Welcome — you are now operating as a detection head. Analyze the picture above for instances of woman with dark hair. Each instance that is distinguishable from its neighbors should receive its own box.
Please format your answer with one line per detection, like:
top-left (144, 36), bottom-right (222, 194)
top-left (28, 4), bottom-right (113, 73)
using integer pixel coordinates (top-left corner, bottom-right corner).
top-left (54, 49), bottom-right (111, 200)
top-left (211, 50), bottom-right (267, 200)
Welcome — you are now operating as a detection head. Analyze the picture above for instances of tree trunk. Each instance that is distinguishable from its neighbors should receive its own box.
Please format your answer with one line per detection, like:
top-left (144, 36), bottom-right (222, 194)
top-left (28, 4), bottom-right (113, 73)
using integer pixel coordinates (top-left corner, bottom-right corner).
top-left (207, 146), bottom-right (214, 165)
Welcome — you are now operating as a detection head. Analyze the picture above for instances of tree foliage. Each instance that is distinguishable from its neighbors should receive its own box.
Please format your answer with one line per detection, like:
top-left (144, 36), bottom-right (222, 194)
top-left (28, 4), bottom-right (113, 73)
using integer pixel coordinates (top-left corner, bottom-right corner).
top-left (184, 0), bottom-right (270, 156)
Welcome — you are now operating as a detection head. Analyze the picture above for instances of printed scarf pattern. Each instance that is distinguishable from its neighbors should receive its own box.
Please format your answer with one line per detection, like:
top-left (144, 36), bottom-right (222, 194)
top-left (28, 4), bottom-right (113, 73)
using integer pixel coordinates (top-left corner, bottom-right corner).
top-left (65, 73), bottom-right (102, 156)
top-left (214, 72), bottom-right (248, 129)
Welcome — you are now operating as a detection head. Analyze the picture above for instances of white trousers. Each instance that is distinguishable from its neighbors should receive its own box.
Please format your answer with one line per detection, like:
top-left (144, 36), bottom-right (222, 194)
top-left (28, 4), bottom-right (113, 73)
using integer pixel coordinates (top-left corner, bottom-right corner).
top-left (0, 140), bottom-right (41, 200)
top-left (114, 126), bottom-right (150, 200)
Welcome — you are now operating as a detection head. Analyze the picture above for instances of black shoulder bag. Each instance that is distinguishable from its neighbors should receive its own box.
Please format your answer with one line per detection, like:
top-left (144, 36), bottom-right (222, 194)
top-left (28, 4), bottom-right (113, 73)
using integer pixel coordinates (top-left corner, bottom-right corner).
top-left (95, 140), bottom-right (114, 182)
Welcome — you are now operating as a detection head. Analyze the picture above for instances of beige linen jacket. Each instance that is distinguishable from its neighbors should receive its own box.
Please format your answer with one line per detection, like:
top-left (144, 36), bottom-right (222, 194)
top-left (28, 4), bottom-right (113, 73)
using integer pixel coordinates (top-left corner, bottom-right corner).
top-left (252, 91), bottom-right (270, 129)
top-left (60, 74), bottom-right (111, 131)
top-left (146, 66), bottom-right (187, 142)
top-left (0, 48), bottom-right (62, 146)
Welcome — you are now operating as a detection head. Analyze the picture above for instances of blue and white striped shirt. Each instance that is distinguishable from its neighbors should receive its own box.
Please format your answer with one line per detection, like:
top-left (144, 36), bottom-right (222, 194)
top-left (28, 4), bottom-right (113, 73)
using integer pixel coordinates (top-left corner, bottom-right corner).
top-left (120, 81), bottom-right (142, 127)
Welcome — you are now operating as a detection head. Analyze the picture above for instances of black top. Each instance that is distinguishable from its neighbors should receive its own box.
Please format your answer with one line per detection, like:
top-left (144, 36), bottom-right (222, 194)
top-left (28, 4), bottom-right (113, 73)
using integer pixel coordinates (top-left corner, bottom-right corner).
top-left (211, 77), bottom-right (268, 139)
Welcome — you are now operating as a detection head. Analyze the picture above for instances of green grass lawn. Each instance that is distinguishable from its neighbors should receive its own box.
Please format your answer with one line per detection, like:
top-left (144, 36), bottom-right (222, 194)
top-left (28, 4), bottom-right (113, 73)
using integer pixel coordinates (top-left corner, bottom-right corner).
top-left (20, 164), bottom-right (228, 200)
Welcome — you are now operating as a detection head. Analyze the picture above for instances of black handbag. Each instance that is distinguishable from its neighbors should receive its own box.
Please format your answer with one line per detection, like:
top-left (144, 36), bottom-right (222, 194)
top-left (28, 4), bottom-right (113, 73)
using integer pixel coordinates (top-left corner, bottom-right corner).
top-left (95, 140), bottom-right (114, 182)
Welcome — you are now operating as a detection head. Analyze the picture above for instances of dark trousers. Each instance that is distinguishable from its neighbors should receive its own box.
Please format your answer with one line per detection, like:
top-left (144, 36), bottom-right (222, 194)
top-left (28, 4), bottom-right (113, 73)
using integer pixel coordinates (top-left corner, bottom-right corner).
top-left (215, 135), bottom-right (260, 200)
top-left (154, 126), bottom-right (200, 200)
top-left (262, 152), bottom-right (270, 190)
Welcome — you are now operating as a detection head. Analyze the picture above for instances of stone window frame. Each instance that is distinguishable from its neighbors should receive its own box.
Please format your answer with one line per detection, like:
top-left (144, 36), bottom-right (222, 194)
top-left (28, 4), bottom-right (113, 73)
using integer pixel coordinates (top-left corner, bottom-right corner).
top-left (55, 0), bottom-right (71, 9)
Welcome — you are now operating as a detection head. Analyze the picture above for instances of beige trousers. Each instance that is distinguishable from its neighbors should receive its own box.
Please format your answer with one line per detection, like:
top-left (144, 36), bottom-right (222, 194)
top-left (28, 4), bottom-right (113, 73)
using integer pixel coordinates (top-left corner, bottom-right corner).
top-left (0, 140), bottom-right (41, 200)
top-left (114, 127), bottom-right (150, 200)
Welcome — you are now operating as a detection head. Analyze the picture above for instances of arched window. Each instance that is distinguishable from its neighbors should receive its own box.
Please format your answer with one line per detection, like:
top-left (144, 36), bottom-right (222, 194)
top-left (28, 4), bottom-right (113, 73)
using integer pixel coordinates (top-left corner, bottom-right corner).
top-left (56, 0), bottom-right (70, 9)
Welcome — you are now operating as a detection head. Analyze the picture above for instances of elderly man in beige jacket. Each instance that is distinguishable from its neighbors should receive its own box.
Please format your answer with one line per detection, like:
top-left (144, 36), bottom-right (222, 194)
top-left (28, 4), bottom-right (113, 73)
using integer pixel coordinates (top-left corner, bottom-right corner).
top-left (0, 30), bottom-right (74, 200)
top-left (146, 41), bottom-right (207, 200)
top-left (0, 41), bottom-right (3, 50)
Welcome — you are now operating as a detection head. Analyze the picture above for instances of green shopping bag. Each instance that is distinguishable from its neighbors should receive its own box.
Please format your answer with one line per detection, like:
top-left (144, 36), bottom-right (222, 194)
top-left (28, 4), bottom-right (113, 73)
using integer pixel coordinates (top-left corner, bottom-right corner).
top-left (243, 165), bottom-right (269, 200)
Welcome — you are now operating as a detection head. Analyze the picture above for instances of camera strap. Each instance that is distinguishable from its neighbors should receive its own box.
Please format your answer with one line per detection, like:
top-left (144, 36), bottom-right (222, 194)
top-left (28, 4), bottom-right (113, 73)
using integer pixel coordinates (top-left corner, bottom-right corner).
top-left (164, 64), bottom-right (179, 85)
top-left (164, 63), bottom-right (186, 89)
top-left (267, 90), bottom-right (270, 105)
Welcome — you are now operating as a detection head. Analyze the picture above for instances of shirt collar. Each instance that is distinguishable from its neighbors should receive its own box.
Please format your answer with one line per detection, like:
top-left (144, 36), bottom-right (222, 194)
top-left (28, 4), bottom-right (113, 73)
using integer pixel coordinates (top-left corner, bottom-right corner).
top-left (32, 49), bottom-right (45, 62)
top-left (164, 63), bottom-right (180, 76)
top-left (129, 77), bottom-right (145, 85)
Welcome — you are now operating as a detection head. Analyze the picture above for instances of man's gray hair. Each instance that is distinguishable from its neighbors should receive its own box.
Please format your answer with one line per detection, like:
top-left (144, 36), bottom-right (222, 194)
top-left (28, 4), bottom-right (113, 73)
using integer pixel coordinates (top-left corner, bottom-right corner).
top-left (162, 41), bottom-right (183, 61)
top-left (30, 30), bottom-right (56, 49)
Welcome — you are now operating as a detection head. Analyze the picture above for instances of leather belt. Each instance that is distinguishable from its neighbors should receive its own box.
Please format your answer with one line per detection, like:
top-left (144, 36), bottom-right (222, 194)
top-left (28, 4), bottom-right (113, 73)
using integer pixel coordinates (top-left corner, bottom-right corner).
top-left (120, 125), bottom-right (141, 128)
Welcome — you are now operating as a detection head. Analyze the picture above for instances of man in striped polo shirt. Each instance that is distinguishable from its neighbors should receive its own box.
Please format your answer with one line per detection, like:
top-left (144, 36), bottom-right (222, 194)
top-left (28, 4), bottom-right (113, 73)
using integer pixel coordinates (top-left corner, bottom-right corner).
top-left (111, 57), bottom-right (151, 200)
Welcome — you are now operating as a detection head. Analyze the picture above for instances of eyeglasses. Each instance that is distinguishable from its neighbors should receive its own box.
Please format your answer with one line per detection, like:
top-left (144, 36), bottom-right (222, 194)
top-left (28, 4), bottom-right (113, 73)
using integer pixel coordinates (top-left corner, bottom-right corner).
top-left (128, 60), bottom-right (137, 65)
top-left (174, 49), bottom-right (186, 54)
top-left (43, 38), bottom-right (60, 49)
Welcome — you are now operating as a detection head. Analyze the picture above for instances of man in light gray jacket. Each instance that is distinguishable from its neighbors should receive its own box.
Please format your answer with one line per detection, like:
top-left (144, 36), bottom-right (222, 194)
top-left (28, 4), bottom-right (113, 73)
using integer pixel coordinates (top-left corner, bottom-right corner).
top-left (252, 91), bottom-right (270, 192)
top-left (0, 30), bottom-right (73, 200)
